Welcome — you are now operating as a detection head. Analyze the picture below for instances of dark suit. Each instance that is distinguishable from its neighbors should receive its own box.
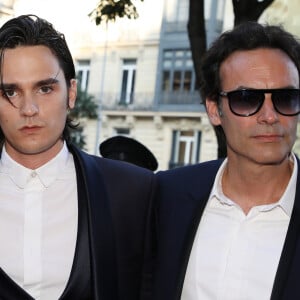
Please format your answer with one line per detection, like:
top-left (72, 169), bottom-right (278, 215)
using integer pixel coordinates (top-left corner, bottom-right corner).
top-left (152, 158), bottom-right (300, 300)
top-left (0, 144), bottom-right (156, 300)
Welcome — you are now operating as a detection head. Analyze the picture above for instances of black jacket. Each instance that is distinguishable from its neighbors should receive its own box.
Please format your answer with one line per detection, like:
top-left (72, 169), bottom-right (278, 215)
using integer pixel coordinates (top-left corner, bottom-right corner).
top-left (152, 158), bottom-right (300, 300)
top-left (0, 144), bottom-right (156, 300)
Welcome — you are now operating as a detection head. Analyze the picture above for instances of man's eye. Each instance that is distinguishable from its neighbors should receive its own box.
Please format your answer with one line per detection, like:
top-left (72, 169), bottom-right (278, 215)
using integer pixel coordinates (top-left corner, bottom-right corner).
top-left (4, 89), bottom-right (16, 97)
top-left (39, 86), bottom-right (53, 94)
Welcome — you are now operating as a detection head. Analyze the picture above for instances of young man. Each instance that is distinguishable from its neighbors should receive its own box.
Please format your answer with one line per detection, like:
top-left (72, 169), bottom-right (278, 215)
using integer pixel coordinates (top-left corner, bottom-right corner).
top-left (0, 15), bottom-right (156, 300)
top-left (152, 22), bottom-right (300, 299)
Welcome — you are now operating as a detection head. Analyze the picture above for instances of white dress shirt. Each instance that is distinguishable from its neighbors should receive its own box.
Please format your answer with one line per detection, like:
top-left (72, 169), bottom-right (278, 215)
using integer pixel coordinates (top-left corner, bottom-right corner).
top-left (181, 154), bottom-right (297, 300)
top-left (0, 142), bottom-right (78, 300)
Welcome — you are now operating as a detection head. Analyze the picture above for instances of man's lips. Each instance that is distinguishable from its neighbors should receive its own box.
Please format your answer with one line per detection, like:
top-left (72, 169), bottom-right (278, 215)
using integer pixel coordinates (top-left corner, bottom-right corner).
top-left (252, 134), bottom-right (283, 142)
top-left (19, 125), bottom-right (42, 133)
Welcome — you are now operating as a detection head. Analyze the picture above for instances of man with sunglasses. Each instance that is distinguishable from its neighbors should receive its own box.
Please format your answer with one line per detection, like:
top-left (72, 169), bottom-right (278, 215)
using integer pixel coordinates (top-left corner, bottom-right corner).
top-left (151, 21), bottom-right (300, 299)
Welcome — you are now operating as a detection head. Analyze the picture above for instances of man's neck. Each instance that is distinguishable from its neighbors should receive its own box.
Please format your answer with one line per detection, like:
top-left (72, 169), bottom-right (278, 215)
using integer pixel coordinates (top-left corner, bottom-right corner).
top-left (222, 156), bottom-right (294, 214)
top-left (3, 139), bottom-right (65, 170)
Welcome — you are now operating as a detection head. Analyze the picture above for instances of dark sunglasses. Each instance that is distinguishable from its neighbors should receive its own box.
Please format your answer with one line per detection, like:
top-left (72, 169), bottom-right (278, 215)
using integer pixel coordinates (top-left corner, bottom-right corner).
top-left (219, 88), bottom-right (300, 117)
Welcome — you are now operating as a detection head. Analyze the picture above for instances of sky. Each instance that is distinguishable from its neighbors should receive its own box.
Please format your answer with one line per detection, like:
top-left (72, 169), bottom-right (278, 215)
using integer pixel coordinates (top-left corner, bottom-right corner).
top-left (13, 0), bottom-right (164, 52)
top-left (13, 0), bottom-right (101, 48)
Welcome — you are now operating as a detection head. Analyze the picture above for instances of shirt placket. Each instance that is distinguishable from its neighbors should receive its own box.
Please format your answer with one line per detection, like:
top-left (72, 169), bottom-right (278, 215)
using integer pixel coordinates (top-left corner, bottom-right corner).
top-left (23, 170), bottom-right (43, 299)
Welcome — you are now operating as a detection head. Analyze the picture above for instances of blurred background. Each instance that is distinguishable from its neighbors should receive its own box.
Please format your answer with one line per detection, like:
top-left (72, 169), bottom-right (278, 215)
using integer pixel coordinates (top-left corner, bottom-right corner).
top-left (0, 0), bottom-right (299, 170)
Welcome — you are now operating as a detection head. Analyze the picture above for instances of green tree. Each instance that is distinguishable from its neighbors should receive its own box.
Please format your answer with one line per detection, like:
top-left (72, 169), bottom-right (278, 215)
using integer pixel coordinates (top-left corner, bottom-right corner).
top-left (89, 0), bottom-right (144, 25)
top-left (69, 88), bottom-right (98, 149)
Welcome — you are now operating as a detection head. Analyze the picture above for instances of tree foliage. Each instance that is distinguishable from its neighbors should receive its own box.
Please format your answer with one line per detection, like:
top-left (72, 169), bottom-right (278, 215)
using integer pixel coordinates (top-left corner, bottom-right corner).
top-left (89, 0), bottom-right (144, 25)
top-left (69, 89), bottom-right (98, 119)
top-left (69, 88), bottom-right (98, 149)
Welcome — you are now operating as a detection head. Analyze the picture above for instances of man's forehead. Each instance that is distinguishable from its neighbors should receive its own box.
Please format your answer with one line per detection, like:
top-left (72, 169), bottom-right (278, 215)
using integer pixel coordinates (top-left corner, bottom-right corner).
top-left (221, 48), bottom-right (296, 67)
top-left (220, 48), bottom-right (299, 86)
top-left (0, 46), bottom-right (66, 85)
top-left (2, 45), bottom-right (59, 68)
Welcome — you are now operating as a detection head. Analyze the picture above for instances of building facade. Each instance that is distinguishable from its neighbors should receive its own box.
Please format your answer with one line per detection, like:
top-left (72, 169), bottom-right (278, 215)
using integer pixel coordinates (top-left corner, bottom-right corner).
top-left (74, 0), bottom-right (226, 170)
top-left (0, 0), bottom-right (14, 24)
top-left (6, 0), bottom-right (300, 170)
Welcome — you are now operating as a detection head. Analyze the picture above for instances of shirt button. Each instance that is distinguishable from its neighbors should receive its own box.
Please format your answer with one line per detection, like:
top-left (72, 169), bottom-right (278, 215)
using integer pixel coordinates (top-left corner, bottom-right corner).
top-left (31, 171), bottom-right (37, 178)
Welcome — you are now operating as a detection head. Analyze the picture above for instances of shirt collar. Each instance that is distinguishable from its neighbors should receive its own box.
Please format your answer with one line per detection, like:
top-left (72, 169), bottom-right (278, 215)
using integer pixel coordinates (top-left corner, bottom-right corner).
top-left (209, 153), bottom-right (297, 217)
top-left (0, 142), bottom-right (70, 189)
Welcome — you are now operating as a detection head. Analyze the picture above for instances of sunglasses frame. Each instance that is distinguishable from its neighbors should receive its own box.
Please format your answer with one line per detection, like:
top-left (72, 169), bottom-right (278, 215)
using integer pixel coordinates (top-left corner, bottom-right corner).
top-left (219, 88), bottom-right (300, 117)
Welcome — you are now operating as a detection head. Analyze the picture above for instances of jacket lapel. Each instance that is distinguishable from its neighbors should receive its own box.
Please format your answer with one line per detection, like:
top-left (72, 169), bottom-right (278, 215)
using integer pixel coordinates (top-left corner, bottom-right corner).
top-left (59, 161), bottom-right (92, 300)
top-left (0, 146), bottom-right (92, 300)
top-left (154, 160), bottom-right (222, 300)
top-left (0, 145), bottom-right (117, 300)
top-left (271, 157), bottom-right (300, 300)
top-left (0, 268), bottom-right (34, 300)
top-left (70, 145), bottom-right (118, 300)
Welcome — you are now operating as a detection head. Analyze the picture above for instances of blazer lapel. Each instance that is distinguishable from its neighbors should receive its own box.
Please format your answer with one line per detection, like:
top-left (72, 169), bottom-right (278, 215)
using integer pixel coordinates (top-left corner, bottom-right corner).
top-left (271, 157), bottom-right (300, 300)
top-left (59, 163), bottom-right (92, 300)
top-left (0, 145), bottom-right (117, 300)
top-left (0, 268), bottom-right (34, 299)
top-left (154, 160), bottom-right (222, 300)
top-left (70, 145), bottom-right (118, 300)
top-left (0, 148), bottom-right (92, 300)
top-left (175, 161), bottom-right (222, 300)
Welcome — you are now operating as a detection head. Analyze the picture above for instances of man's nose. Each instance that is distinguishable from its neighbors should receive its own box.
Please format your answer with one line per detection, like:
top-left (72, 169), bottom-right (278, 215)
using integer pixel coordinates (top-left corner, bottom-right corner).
top-left (257, 94), bottom-right (279, 124)
top-left (19, 93), bottom-right (39, 116)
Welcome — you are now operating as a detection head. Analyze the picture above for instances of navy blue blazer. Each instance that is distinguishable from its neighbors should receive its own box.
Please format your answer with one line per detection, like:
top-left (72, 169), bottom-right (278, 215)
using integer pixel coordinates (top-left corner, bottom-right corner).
top-left (0, 144), bottom-right (156, 300)
top-left (152, 158), bottom-right (300, 300)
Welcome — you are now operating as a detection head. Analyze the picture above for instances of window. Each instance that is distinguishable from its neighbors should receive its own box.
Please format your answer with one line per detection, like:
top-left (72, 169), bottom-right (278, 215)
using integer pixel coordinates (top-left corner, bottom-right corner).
top-left (114, 128), bottom-right (130, 137)
top-left (165, 0), bottom-right (189, 23)
top-left (119, 59), bottom-right (136, 105)
top-left (169, 130), bottom-right (201, 169)
top-left (176, 0), bottom-right (189, 22)
top-left (76, 60), bottom-right (90, 92)
top-left (162, 50), bottom-right (196, 93)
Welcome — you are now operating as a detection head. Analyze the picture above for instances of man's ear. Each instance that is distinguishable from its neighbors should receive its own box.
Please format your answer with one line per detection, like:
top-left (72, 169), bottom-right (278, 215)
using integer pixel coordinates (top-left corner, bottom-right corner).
top-left (206, 98), bottom-right (222, 126)
top-left (68, 79), bottom-right (77, 109)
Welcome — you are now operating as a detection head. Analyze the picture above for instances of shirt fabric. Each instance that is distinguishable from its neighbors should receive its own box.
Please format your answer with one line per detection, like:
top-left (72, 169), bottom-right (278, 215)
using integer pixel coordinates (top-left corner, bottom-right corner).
top-left (0, 142), bottom-right (78, 300)
top-left (181, 154), bottom-right (297, 300)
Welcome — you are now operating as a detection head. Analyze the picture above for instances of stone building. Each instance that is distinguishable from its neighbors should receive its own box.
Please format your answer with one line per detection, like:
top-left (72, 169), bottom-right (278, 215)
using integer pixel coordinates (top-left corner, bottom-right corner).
top-left (7, 0), bottom-right (300, 169)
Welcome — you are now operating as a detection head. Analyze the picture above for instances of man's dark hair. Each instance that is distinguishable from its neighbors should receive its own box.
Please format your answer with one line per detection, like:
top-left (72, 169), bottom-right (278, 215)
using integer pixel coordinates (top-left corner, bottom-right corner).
top-left (200, 21), bottom-right (300, 142)
top-left (0, 14), bottom-right (77, 143)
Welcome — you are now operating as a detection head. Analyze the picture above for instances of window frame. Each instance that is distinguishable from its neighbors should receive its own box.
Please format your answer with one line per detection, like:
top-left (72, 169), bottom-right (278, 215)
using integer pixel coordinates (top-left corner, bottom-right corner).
top-left (119, 59), bottom-right (137, 105)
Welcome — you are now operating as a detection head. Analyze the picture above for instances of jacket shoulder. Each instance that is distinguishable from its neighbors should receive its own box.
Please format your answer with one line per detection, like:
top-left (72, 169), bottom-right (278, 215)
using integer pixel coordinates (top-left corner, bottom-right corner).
top-left (157, 159), bottom-right (223, 183)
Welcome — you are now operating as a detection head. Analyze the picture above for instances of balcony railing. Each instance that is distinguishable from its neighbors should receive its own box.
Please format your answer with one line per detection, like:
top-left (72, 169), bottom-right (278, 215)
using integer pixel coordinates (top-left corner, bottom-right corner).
top-left (164, 21), bottom-right (187, 33)
top-left (97, 90), bottom-right (204, 111)
top-left (100, 92), bottom-right (155, 111)
top-left (159, 90), bottom-right (201, 105)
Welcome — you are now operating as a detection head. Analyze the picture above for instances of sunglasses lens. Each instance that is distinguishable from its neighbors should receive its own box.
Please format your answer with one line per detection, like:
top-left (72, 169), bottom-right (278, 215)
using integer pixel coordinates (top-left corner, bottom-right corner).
top-left (272, 90), bottom-right (300, 116)
top-left (228, 90), bottom-right (263, 116)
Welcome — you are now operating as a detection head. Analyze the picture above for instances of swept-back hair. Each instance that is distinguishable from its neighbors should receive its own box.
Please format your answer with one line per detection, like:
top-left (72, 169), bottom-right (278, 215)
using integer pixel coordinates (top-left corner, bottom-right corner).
top-left (0, 14), bottom-right (77, 142)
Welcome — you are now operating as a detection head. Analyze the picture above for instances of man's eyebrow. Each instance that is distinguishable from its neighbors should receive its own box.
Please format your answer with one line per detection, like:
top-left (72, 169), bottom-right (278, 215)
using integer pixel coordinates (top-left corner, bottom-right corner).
top-left (0, 83), bottom-right (17, 90)
top-left (35, 69), bottom-right (61, 87)
top-left (0, 68), bottom-right (61, 90)
top-left (0, 77), bottom-right (60, 90)
top-left (35, 77), bottom-right (60, 87)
